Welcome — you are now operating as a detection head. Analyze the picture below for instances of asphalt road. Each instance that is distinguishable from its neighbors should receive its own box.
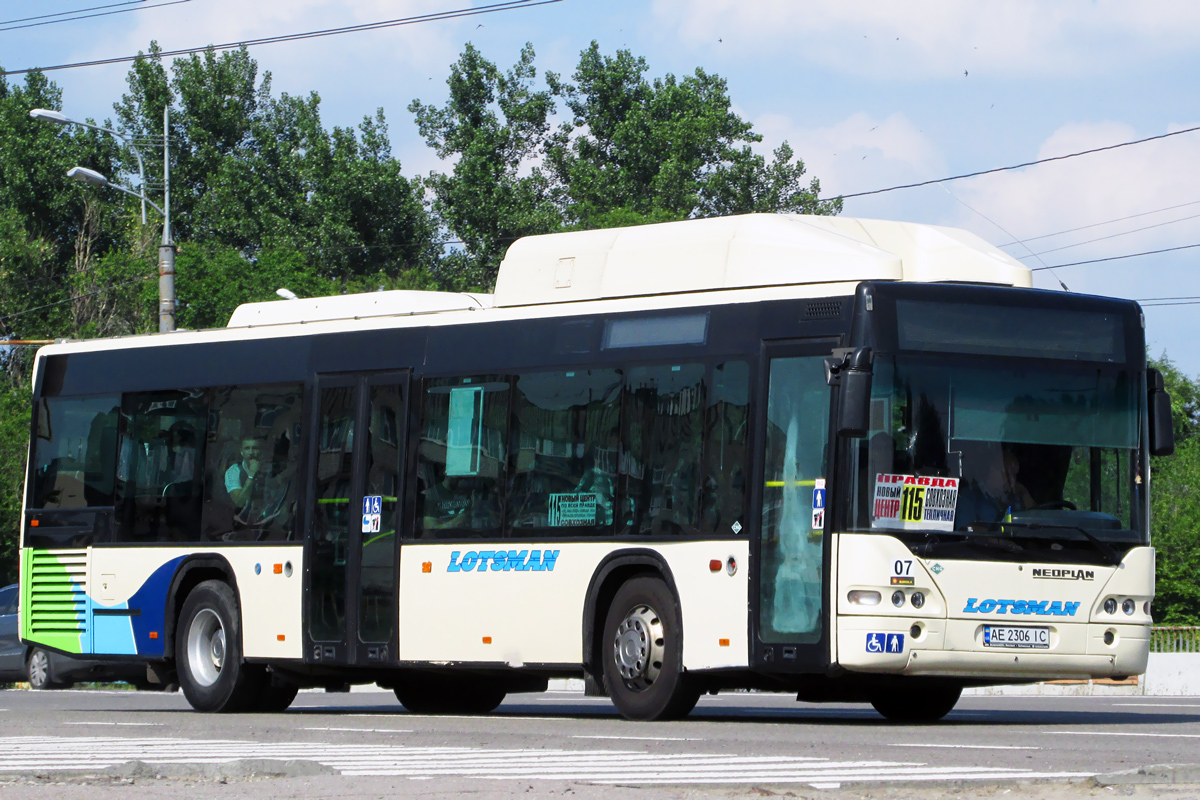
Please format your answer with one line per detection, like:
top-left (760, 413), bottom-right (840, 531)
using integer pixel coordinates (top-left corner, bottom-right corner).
top-left (1, 686), bottom-right (1199, 798)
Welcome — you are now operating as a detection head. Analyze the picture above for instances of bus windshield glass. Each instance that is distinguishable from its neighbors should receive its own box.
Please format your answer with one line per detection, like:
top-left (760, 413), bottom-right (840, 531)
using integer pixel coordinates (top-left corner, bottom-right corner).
top-left (848, 354), bottom-right (1145, 564)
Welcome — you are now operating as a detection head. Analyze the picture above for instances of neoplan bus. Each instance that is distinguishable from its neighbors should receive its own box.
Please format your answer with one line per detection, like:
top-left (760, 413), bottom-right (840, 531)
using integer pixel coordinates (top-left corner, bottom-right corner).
top-left (18, 214), bottom-right (1175, 721)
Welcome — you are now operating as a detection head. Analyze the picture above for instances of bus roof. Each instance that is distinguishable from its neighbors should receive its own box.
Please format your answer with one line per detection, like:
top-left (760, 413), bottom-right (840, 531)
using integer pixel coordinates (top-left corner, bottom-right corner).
top-left (491, 213), bottom-right (1031, 307)
top-left (223, 213), bottom-right (1029, 327)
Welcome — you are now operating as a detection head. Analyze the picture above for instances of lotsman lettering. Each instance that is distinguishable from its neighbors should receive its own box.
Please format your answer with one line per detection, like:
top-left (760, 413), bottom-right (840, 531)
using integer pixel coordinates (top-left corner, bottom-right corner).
top-left (459, 552), bottom-right (478, 571)
top-left (447, 551), bottom-right (462, 573)
top-left (541, 550), bottom-right (560, 571)
top-left (476, 551), bottom-right (494, 572)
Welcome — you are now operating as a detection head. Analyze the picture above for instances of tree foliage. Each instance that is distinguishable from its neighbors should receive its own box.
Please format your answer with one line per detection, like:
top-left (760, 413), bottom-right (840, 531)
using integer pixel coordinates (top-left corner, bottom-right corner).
top-left (1148, 354), bottom-right (1200, 623)
top-left (412, 41), bottom-right (841, 290)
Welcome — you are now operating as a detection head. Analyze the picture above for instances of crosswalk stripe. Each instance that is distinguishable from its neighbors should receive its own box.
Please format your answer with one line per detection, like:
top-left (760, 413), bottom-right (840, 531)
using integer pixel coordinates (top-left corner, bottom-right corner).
top-left (0, 735), bottom-right (1094, 787)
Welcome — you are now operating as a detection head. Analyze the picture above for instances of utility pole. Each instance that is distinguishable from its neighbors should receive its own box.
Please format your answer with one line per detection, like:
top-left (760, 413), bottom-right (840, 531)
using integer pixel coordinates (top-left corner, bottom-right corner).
top-left (158, 104), bottom-right (176, 333)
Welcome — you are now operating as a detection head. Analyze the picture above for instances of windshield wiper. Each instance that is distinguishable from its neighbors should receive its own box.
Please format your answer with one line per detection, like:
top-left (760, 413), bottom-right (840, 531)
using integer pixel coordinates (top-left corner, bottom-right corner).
top-left (998, 520), bottom-right (1122, 566)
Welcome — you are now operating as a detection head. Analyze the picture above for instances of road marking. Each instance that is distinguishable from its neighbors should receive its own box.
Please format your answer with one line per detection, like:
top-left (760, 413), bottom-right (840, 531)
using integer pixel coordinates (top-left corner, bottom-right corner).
top-left (0, 735), bottom-right (1093, 787)
top-left (572, 735), bottom-right (703, 741)
top-left (1112, 703), bottom-right (1200, 708)
top-left (304, 727), bottom-right (413, 733)
top-left (62, 722), bottom-right (163, 727)
top-left (890, 744), bottom-right (1040, 751)
top-left (1051, 731), bottom-right (1200, 739)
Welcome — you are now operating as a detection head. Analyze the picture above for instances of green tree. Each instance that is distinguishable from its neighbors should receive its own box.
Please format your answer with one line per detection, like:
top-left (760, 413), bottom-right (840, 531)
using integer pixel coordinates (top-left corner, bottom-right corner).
top-left (546, 42), bottom-right (841, 227)
top-left (1149, 354), bottom-right (1200, 623)
top-left (0, 381), bottom-right (30, 585)
top-left (413, 42), bottom-right (841, 290)
top-left (410, 43), bottom-right (561, 291)
top-left (116, 44), bottom-right (439, 288)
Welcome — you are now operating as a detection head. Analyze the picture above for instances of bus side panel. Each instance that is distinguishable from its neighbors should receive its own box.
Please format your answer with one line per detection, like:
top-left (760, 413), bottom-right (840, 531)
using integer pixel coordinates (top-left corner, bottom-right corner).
top-left (227, 546), bottom-right (304, 660)
top-left (86, 546), bottom-right (303, 660)
top-left (20, 547), bottom-right (90, 655)
top-left (397, 541), bottom-right (750, 670)
top-left (661, 540), bottom-right (750, 670)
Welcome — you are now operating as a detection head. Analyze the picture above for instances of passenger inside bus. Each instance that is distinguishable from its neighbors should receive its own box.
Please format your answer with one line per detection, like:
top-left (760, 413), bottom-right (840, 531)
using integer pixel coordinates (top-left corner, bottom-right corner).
top-left (956, 442), bottom-right (1034, 524)
top-left (419, 462), bottom-right (498, 533)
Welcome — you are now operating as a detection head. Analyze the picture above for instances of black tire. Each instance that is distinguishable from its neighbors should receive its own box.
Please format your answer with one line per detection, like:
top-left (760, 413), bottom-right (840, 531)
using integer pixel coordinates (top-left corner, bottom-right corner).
top-left (175, 580), bottom-right (262, 712)
top-left (869, 683), bottom-right (962, 723)
top-left (601, 576), bottom-right (699, 721)
top-left (27, 648), bottom-right (63, 690)
top-left (393, 673), bottom-right (506, 715)
top-left (254, 672), bottom-right (299, 712)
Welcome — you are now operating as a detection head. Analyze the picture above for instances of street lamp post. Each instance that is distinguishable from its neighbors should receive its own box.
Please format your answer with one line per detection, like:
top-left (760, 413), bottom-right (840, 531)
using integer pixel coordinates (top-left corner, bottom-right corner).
top-left (31, 106), bottom-right (176, 332)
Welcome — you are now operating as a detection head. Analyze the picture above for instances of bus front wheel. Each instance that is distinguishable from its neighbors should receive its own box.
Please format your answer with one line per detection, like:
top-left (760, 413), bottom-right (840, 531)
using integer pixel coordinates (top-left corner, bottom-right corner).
top-left (868, 683), bottom-right (962, 723)
top-left (602, 576), bottom-right (699, 721)
top-left (176, 580), bottom-right (260, 712)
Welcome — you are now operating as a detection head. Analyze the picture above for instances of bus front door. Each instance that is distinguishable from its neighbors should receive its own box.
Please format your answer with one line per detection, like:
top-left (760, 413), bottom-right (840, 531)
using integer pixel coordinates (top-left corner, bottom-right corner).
top-left (754, 341), bottom-right (836, 672)
top-left (305, 371), bottom-right (409, 668)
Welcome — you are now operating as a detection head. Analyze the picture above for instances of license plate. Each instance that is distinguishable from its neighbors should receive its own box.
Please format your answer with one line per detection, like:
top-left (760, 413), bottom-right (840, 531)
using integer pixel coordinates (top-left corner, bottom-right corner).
top-left (983, 625), bottom-right (1049, 649)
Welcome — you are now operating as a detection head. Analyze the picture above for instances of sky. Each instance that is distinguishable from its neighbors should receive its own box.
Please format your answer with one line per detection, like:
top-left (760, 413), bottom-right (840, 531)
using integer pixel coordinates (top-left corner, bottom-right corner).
top-left (2, 0), bottom-right (1198, 375)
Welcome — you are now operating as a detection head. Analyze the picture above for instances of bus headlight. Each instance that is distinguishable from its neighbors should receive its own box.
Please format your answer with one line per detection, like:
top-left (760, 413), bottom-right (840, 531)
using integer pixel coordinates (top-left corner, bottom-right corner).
top-left (1103, 598), bottom-right (1117, 615)
top-left (892, 591), bottom-right (905, 608)
top-left (1122, 599), bottom-right (1136, 615)
top-left (910, 592), bottom-right (925, 609)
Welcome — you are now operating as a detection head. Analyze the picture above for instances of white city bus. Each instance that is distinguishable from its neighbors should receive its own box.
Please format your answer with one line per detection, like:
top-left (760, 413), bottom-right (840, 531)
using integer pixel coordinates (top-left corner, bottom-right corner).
top-left (18, 213), bottom-right (1174, 721)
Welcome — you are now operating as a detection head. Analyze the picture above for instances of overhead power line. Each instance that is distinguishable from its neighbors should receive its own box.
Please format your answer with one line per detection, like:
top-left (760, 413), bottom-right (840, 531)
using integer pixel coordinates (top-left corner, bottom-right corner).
top-left (1, 0), bottom-right (562, 76)
top-left (1014, 211), bottom-right (1200, 258)
top-left (997, 198), bottom-right (1200, 248)
top-left (1031, 241), bottom-right (1200, 271)
top-left (0, 275), bottom-right (153, 327)
top-left (824, 125), bottom-right (1200, 202)
top-left (1, 0), bottom-right (146, 26)
top-left (0, 0), bottom-right (189, 32)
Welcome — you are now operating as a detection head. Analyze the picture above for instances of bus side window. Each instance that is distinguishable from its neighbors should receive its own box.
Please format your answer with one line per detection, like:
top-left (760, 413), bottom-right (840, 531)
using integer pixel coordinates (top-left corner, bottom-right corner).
top-left (31, 395), bottom-right (120, 511)
top-left (701, 361), bottom-right (749, 536)
top-left (416, 376), bottom-right (509, 539)
top-left (621, 363), bottom-right (706, 536)
top-left (508, 369), bottom-right (621, 534)
top-left (201, 384), bottom-right (303, 543)
top-left (113, 390), bottom-right (208, 543)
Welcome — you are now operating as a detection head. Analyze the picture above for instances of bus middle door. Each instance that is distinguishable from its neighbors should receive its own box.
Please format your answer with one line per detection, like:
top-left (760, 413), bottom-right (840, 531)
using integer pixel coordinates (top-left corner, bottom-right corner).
top-left (305, 371), bottom-right (409, 668)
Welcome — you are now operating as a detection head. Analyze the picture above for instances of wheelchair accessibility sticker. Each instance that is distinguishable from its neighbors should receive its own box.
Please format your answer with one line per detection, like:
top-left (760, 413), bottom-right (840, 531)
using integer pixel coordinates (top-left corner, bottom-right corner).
top-left (362, 495), bottom-right (382, 533)
top-left (866, 632), bottom-right (905, 654)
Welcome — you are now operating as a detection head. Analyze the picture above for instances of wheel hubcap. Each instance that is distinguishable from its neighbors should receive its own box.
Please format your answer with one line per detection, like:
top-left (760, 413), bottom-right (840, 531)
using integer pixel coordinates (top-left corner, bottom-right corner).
top-left (613, 603), bottom-right (665, 691)
top-left (29, 651), bottom-right (48, 686)
top-left (186, 608), bottom-right (226, 687)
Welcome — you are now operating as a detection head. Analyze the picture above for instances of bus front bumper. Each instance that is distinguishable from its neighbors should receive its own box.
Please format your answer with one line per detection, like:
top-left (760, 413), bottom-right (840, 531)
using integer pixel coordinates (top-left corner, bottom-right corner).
top-left (838, 616), bottom-right (1149, 680)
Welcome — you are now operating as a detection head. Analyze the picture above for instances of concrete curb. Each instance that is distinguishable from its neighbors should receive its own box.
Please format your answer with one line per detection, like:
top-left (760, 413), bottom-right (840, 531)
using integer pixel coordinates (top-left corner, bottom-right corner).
top-left (1095, 765), bottom-right (1200, 785)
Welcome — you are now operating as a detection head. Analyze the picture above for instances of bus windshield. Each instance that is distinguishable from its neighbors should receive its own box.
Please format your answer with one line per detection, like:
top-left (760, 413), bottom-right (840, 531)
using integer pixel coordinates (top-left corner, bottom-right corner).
top-left (848, 354), bottom-right (1145, 564)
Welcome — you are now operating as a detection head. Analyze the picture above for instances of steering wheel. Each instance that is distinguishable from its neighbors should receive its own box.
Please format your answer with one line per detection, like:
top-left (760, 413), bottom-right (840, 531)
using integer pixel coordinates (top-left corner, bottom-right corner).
top-left (1031, 500), bottom-right (1077, 511)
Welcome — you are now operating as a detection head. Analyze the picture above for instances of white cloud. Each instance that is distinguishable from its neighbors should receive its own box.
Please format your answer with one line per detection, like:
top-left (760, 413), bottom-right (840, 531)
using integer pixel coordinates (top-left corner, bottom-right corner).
top-left (948, 121), bottom-right (1200, 298)
top-left (651, 0), bottom-right (1200, 80)
top-left (752, 111), bottom-right (945, 209)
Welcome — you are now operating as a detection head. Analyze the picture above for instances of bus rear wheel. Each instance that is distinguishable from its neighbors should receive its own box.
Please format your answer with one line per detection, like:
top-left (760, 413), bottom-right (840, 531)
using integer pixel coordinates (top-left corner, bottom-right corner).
top-left (868, 683), bottom-right (962, 723)
top-left (393, 673), bottom-right (506, 715)
top-left (602, 576), bottom-right (699, 721)
top-left (176, 580), bottom-right (261, 712)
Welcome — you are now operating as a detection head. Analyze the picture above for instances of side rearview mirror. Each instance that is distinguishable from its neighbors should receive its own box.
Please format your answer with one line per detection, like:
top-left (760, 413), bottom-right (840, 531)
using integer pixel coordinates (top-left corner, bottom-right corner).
top-left (1147, 368), bottom-right (1175, 457)
top-left (826, 347), bottom-right (873, 438)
